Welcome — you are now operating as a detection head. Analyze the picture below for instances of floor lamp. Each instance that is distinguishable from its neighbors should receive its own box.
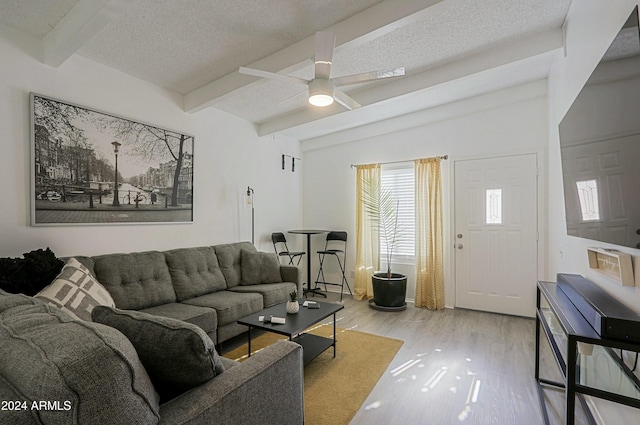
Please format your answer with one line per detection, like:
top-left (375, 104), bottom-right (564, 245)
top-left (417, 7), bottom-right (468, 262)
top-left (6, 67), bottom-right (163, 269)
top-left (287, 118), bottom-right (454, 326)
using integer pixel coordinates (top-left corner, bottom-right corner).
top-left (246, 186), bottom-right (254, 244)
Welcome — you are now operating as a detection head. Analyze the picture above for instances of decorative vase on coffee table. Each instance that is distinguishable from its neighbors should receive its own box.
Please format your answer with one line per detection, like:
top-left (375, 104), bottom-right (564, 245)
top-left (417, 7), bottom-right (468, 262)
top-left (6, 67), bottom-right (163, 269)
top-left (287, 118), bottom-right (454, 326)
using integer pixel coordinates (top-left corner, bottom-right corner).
top-left (286, 300), bottom-right (300, 314)
top-left (287, 290), bottom-right (300, 314)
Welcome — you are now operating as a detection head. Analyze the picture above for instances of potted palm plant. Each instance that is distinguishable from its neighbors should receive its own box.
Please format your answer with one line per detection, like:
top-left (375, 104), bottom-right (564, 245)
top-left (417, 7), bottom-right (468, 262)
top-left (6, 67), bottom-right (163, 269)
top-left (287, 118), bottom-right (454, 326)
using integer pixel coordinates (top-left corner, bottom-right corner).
top-left (361, 176), bottom-right (407, 310)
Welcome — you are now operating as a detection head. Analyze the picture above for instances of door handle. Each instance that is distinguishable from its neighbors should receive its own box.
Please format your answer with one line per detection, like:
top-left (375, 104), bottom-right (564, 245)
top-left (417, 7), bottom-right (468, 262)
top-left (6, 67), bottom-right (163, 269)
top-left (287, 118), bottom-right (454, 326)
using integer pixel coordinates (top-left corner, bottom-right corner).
top-left (456, 244), bottom-right (463, 249)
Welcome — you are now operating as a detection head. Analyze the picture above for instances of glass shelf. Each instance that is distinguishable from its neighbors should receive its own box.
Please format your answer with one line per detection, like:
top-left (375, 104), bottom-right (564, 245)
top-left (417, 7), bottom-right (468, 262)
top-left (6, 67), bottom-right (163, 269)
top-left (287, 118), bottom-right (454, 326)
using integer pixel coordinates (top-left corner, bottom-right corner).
top-left (577, 344), bottom-right (640, 401)
top-left (540, 296), bottom-right (568, 365)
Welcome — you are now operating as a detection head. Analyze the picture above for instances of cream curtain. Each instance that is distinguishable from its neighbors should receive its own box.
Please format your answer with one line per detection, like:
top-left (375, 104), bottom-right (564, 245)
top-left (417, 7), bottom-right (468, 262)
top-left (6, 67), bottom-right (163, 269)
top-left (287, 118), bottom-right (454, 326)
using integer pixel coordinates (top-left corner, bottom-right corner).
top-left (414, 157), bottom-right (444, 309)
top-left (354, 164), bottom-right (380, 300)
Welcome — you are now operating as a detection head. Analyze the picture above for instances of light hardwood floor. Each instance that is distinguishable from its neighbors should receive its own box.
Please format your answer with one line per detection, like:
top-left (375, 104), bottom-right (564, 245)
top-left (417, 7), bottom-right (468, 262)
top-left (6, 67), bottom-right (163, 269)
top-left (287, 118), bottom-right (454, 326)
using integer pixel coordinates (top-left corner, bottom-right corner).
top-left (309, 292), bottom-right (591, 425)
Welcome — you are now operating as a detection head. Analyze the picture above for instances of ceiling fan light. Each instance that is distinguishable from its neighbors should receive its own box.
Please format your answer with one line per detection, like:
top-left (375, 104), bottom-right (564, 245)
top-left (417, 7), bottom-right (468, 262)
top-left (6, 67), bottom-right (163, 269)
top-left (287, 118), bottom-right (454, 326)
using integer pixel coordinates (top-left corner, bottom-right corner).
top-left (309, 93), bottom-right (334, 107)
top-left (308, 79), bottom-right (334, 107)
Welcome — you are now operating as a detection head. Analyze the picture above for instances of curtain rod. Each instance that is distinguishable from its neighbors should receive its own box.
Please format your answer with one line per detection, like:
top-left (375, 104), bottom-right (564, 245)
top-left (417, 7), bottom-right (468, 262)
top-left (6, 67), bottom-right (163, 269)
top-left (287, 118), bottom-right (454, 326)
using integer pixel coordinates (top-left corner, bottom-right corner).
top-left (350, 155), bottom-right (448, 169)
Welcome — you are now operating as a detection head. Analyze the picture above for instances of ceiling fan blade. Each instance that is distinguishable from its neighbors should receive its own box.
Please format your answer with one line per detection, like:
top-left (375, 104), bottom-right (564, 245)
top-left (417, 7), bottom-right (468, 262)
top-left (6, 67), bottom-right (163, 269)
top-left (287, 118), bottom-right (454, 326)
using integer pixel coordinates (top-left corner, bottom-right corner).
top-left (314, 31), bottom-right (335, 80)
top-left (333, 67), bottom-right (405, 87)
top-left (333, 88), bottom-right (361, 110)
top-left (278, 87), bottom-right (308, 105)
top-left (239, 67), bottom-right (308, 85)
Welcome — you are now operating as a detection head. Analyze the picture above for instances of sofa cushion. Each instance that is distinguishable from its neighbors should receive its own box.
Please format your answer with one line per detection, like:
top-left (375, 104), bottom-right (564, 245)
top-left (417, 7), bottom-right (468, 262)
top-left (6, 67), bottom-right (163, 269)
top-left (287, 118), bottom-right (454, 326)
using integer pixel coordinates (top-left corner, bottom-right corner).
top-left (92, 251), bottom-right (176, 310)
top-left (0, 295), bottom-right (160, 425)
top-left (165, 246), bottom-right (227, 300)
top-left (229, 282), bottom-right (297, 308)
top-left (35, 258), bottom-right (115, 321)
top-left (92, 306), bottom-right (225, 403)
top-left (181, 290), bottom-right (263, 327)
top-left (215, 242), bottom-right (256, 288)
top-left (63, 255), bottom-right (96, 275)
top-left (139, 302), bottom-right (217, 337)
top-left (240, 250), bottom-right (282, 285)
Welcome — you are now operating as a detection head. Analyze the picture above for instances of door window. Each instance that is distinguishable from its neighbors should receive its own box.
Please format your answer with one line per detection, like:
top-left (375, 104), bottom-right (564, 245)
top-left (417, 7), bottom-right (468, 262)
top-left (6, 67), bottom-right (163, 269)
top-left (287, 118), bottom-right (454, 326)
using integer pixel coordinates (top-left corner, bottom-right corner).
top-left (486, 188), bottom-right (502, 224)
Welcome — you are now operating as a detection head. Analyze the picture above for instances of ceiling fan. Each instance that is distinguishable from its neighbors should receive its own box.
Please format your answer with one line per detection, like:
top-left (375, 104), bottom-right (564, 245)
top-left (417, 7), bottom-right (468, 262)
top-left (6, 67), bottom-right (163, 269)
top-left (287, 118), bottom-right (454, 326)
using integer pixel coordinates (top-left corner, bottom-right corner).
top-left (239, 31), bottom-right (405, 110)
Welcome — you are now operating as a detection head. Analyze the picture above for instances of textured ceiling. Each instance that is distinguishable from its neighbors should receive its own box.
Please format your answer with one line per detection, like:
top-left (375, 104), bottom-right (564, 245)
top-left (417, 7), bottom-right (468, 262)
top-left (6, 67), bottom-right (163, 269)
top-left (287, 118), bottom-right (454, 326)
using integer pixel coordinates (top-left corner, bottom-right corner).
top-left (77, 0), bottom-right (387, 94)
top-left (0, 0), bottom-right (573, 142)
top-left (0, 0), bottom-right (77, 38)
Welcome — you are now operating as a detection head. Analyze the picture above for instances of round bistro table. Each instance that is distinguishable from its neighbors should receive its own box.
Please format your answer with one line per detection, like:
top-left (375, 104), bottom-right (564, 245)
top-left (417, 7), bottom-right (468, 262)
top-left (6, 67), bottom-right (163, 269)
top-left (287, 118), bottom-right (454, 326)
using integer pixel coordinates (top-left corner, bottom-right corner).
top-left (288, 229), bottom-right (329, 297)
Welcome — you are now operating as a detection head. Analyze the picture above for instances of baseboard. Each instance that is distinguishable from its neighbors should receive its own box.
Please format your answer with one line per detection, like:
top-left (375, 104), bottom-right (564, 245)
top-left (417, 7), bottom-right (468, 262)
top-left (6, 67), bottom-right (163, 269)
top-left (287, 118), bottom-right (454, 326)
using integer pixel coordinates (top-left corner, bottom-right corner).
top-left (319, 286), bottom-right (418, 306)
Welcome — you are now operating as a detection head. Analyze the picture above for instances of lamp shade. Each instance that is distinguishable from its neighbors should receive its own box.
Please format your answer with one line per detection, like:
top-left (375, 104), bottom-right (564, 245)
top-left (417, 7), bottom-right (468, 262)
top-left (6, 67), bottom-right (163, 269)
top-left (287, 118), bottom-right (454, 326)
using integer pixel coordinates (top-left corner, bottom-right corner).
top-left (308, 79), bottom-right (334, 107)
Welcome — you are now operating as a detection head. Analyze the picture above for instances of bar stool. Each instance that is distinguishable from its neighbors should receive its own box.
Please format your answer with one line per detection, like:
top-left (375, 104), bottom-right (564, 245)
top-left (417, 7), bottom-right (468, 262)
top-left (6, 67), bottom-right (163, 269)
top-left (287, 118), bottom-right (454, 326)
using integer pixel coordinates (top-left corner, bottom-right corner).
top-left (272, 232), bottom-right (305, 265)
top-left (314, 231), bottom-right (352, 301)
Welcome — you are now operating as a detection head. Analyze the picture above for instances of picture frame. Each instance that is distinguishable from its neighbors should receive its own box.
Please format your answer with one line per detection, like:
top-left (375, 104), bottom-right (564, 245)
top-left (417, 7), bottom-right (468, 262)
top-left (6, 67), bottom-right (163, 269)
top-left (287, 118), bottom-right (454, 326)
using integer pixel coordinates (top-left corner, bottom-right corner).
top-left (30, 93), bottom-right (194, 225)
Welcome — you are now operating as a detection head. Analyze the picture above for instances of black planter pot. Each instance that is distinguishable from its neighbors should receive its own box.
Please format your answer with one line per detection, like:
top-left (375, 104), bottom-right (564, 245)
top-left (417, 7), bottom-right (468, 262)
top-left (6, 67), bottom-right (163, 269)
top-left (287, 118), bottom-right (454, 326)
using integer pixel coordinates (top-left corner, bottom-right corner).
top-left (371, 272), bottom-right (407, 310)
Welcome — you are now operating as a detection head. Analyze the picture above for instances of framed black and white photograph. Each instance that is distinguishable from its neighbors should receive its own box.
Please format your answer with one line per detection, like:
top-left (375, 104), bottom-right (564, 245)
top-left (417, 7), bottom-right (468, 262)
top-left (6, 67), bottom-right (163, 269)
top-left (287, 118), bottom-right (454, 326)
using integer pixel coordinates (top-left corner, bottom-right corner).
top-left (31, 93), bottom-right (194, 225)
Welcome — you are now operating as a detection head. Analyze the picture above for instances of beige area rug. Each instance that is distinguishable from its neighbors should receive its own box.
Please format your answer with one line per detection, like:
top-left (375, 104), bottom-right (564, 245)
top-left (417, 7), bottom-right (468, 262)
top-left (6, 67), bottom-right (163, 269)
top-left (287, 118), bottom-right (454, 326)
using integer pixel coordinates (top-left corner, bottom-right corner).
top-left (223, 324), bottom-right (403, 425)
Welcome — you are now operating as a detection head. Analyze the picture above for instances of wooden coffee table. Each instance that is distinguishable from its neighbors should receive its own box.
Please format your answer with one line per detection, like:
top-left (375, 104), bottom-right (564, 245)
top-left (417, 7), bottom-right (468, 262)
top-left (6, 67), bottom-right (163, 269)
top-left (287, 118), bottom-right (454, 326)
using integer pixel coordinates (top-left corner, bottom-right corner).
top-left (237, 301), bottom-right (344, 364)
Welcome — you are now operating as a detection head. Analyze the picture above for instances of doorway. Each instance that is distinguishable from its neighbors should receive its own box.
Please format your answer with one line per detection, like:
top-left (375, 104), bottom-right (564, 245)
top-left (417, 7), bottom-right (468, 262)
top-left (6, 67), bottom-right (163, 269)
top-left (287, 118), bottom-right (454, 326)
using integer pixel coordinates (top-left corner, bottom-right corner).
top-left (454, 154), bottom-right (539, 317)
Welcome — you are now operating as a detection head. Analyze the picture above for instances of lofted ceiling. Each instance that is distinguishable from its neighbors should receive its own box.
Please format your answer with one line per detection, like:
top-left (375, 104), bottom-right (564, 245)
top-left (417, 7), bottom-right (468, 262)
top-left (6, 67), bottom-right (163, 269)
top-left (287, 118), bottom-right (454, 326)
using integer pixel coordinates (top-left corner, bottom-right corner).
top-left (0, 0), bottom-right (572, 142)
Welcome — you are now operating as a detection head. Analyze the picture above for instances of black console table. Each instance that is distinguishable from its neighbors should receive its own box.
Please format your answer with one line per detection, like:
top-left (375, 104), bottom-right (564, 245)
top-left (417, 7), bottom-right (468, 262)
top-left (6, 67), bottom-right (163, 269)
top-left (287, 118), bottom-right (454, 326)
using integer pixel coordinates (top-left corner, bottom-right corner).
top-left (535, 280), bottom-right (640, 425)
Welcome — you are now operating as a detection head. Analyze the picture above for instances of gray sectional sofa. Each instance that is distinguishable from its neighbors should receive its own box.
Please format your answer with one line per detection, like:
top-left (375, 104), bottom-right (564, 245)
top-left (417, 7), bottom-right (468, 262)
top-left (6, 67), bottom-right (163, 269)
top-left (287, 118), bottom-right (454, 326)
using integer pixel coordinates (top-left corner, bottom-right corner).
top-left (0, 241), bottom-right (306, 425)
top-left (74, 241), bottom-right (302, 345)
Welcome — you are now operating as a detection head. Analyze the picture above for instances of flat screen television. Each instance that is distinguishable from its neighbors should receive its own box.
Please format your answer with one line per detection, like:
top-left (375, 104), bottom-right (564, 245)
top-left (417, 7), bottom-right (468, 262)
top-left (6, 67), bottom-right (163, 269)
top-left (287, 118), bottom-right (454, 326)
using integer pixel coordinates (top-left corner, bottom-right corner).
top-left (559, 6), bottom-right (640, 249)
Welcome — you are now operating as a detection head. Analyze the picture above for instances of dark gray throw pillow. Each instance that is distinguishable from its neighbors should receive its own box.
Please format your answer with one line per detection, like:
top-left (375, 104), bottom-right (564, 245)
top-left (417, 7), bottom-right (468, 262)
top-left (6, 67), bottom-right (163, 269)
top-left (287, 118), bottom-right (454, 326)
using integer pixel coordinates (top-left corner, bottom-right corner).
top-left (241, 250), bottom-right (282, 285)
top-left (92, 306), bottom-right (224, 402)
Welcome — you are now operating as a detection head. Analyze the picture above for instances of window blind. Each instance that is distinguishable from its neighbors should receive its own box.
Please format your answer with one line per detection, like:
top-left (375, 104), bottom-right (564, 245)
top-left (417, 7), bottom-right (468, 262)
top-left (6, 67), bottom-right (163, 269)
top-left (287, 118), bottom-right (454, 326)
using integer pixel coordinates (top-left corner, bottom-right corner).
top-left (381, 163), bottom-right (415, 259)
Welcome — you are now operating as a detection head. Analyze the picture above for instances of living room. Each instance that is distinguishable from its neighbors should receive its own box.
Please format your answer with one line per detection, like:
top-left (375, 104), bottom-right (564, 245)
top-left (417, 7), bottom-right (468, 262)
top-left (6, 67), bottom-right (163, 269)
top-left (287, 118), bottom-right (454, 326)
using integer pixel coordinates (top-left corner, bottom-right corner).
top-left (2, 1), bottom-right (640, 424)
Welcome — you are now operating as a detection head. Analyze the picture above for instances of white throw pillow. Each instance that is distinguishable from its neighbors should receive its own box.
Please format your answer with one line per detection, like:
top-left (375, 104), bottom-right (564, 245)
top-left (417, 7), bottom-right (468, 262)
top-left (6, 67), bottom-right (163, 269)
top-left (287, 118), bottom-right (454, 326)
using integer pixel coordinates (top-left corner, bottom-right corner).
top-left (35, 258), bottom-right (115, 321)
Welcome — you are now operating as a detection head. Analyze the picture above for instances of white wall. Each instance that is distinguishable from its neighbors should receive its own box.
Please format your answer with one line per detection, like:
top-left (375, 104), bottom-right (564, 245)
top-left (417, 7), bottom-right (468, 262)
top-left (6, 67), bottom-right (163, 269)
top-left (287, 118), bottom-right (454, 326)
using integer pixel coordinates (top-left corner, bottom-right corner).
top-left (0, 27), bottom-right (302, 258)
top-left (302, 81), bottom-right (548, 305)
top-left (547, 1), bottom-right (640, 308)
top-left (547, 2), bottom-right (640, 422)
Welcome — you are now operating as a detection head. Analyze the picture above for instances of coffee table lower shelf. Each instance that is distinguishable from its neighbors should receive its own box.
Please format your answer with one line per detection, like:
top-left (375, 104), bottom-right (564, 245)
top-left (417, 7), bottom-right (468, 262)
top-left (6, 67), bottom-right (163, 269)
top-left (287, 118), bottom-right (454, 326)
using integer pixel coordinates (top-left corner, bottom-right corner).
top-left (293, 333), bottom-right (335, 364)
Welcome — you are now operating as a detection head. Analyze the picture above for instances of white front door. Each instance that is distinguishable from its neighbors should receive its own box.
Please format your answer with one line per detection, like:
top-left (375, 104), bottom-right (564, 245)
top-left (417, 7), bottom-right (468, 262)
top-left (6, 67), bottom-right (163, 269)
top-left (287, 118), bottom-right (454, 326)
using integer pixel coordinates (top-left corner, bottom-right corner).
top-left (454, 154), bottom-right (538, 317)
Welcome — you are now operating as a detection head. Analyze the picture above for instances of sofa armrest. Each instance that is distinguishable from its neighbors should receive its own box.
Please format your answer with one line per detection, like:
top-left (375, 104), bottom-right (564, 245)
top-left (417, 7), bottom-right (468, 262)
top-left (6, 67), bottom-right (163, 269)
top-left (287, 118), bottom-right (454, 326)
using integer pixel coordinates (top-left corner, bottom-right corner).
top-left (280, 265), bottom-right (303, 295)
top-left (158, 340), bottom-right (303, 425)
